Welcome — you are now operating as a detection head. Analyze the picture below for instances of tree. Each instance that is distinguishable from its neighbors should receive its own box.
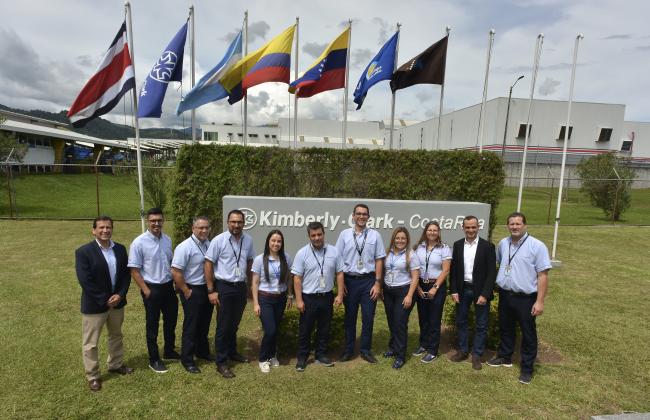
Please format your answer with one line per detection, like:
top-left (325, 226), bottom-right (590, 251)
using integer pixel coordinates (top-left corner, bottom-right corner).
top-left (576, 152), bottom-right (636, 221)
top-left (141, 157), bottom-right (172, 211)
top-left (0, 117), bottom-right (27, 162)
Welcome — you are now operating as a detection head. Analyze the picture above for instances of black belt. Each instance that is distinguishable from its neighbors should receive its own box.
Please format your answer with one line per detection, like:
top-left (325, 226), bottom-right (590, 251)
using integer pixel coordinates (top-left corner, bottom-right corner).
top-left (384, 283), bottom-right (410, 290)
top-left (303, 291), bottom-right (332, 297)
top-left (345, 272), bottom-right (374, 278)
top-left (258, 290), bottom-right (286, 298)
top-left (499, 288), bottom-right (536, 297)
top-left (216, 279), bottom-right (246, 286)
top-left (145, 281), bottom-right (173, 288)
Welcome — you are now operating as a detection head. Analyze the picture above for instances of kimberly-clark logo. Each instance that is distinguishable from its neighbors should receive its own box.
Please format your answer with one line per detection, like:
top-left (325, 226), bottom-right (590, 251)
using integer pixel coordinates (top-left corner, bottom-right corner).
top-left (239, 207), bottom-right (258, 230)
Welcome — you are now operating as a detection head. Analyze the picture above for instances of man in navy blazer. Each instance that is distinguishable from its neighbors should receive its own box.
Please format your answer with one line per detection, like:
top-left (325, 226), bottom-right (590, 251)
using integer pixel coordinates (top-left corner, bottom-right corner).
top-left (448, 216), bottom-right (497, 370)
top-left (75, 216), bottom-right (134, 391)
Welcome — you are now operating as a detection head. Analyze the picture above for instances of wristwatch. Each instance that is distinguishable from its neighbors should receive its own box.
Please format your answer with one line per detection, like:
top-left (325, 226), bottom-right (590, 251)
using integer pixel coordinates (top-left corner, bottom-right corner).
top-left (432, 283), bottom-right (439, 289)
top-left (207, 288), bottom-right (215, 294)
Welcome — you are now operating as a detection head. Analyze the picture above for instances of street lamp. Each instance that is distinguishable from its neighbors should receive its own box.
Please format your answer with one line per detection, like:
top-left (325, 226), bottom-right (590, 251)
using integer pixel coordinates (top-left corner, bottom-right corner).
top-left (501, 75), bottom-right (525, 159)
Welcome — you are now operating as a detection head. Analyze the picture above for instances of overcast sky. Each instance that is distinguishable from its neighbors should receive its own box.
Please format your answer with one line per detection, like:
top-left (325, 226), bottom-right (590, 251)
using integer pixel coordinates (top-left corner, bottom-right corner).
top-left (1, 0), bottom-right (649, 129)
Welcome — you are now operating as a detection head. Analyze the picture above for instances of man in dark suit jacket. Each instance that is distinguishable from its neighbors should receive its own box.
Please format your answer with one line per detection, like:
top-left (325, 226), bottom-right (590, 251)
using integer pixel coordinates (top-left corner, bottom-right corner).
top-left (75, 216), bottom-right (134, 391)
top-left (448, 215), bottom-right (497, 370)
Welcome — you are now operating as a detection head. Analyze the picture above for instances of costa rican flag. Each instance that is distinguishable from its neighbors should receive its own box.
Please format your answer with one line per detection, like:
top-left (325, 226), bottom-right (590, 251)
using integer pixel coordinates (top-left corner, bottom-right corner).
top-left (67, 22), bottom-right (135, 128)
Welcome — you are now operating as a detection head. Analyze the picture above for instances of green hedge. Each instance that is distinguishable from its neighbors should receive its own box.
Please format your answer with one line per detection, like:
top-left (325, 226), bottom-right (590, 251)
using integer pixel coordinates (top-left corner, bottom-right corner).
top-left (171, 145), bottom-right (505, 243)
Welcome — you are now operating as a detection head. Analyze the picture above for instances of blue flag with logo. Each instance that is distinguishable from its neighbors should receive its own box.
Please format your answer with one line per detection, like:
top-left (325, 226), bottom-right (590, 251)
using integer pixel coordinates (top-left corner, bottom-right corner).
top-left (138, 22), bottom-right (188, 118)
top-left (176, 31), bottom-right (242, 115)
top-left (353, 31), bottom-right (399, 110)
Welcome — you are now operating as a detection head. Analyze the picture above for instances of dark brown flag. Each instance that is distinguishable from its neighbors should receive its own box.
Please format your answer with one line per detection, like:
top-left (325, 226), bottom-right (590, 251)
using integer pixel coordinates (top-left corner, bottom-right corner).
top-left (390, 35), bottom-right (448, 92)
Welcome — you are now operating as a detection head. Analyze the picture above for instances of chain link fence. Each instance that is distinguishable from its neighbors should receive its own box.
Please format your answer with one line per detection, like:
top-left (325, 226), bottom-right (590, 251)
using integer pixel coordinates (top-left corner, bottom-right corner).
top-left (1, 164), bottom-right (649, 225)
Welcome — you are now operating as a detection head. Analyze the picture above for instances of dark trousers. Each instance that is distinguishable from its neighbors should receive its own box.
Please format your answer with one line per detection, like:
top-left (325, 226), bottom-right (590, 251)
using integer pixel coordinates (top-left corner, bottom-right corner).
top-left (179, 284), bottom-right (213, 366)
top-left (297, 292), bottom-right (333, 360)
top-left (141, 281), bottom-right (178, 363)
top-left (497, 290), bottom-right (538, 374)
top-left (415, 282), bottom-right (447, 355)
top-left (343, 274), bottom-right (376, 354)
top-left (383, 284), bottom-right (414, 361)
top-left (456, 286), bottom-right (490, 356)
top-left (258, 293), bottom-right (287, 362)
top-left (214, 280), bottom-right (247, 365)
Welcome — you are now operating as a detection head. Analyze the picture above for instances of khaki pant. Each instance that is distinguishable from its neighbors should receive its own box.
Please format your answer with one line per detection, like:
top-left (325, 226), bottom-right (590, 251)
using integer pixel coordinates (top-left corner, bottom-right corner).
top-left (82, 307), bottom-right (125, 380)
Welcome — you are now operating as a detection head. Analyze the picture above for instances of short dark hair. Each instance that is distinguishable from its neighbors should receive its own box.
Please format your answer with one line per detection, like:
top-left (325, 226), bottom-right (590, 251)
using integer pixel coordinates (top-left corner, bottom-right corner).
top-left (353, 204), bottom-right (370, 215)
top-left (463, 215), bottom-right (479, 226)
top-left (93, 215), bottom-right (113, 229)
top-left (227, 209), bottom-right (244, 221)
top-left (146, 208), bottom-right (164, 218)
top-left (507, 212), bottom-right (527, 224)
top-left (307, 221), bottom-right (324, 234)
top-left (192, 215), bottom-right (210, 225)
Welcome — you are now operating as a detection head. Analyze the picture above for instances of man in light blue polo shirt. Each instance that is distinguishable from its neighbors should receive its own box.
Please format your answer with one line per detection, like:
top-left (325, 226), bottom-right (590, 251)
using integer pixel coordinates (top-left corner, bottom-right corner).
top-left (293, 221), bottom-right (344, 372)
top-left (487, 212), bottom-right (552, 385)
top-left (335, 204), bottom-right (385, 364)
top-left (204, 209), bottom-right (255, 379)
top-left (128, 208), bottom-right (178, 374)
top-left (172, 216), bottom-right (213, 374)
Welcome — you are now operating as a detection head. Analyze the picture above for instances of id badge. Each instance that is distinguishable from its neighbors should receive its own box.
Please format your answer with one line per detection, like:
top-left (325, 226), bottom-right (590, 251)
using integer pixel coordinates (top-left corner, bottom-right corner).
top-left (357, 258), bottom-right (364, 270)
top-left (234, 267), bottom-right (241, 278)
top-left (387, 271), bottom-right (394, 285)
top-left (504, 265), bottom-right (512, 276)
top-left (422, 271), bottom-right (429, 281)
top-left (319, 276), bottom-right (326, 289)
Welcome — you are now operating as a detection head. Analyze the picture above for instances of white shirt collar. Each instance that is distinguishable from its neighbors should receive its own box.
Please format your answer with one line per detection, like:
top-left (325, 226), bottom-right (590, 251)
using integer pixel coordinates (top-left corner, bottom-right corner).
top-left (95, 239), bottom-right (115, 250)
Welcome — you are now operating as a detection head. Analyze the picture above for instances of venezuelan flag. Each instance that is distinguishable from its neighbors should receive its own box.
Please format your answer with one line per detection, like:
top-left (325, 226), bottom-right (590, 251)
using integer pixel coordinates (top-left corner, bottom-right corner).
top-left (290, 27), bottom-right (350, 98)
top-left (220, 25), bottom-right (295, 104)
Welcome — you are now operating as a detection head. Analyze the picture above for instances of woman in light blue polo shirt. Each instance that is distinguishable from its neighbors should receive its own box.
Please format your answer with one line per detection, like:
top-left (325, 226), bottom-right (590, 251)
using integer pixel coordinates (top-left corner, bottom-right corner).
top-left (412, 221), bottom-right (451, 363)
top-left (382, 227), bottom-right (420, 369)
top-left (251, 230), bottom-right (293, 373)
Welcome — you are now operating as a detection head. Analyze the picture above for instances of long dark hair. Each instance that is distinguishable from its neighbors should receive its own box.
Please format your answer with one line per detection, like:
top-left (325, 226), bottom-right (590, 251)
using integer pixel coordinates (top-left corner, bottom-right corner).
top-left (387, 227), bottom-right (411, 271)
top-left (263, 230), bottom-right (290, 283)
top-left (414, 221), bottom-right (443, 250)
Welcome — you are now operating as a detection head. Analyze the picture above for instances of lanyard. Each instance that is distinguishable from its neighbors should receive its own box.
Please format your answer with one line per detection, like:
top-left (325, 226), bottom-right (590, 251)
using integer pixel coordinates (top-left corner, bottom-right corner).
top-left (424, 245), bottom-right (434, 273)
top-left (353, 230), bottom-right (368, 257)
top-left (310, 245), bottom-right (327, 278)
top-left (508, 234), bottom-right (529, 265)
top-left (388, 250), bottom-right (405, 271)
top-left (269, 259), bottom-right (281, 280)
top-left (191, 236), bottom-right (206, 256)
top-left (228, 236), bottom-right (243, 268)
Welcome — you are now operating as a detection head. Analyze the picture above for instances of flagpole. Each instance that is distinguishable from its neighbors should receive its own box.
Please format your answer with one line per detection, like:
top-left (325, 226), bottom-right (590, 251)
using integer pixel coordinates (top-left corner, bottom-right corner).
top-left (516, 33), bottom-right (544, 212)
top-left (243, 10), bottom-right (248, 146)
top-left (477, 29), bottom-right (495, 153)
top-left (388, 23), bottom-right (401, 151)
top-left (189, 5), bottom-right (196, 142)
top-left (552, 34), bottom-right (583, 263)
top-left (125, 1), bottom-right (145, 232)
top-left (436, 26), bottom-right (451, 150)
top-left (341, 20), bottom-right (352, 149)
top-left (293, 17), bottom-right (299, 149)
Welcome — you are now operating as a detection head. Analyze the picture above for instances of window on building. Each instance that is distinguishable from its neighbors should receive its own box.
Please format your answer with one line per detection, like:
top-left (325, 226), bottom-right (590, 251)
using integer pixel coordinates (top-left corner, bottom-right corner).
top-left (597, 128), bottom-right (613, 142)
top-left (271, 135), bottom-right (277, 139)
top-left (516, 124), bottom-right (532, 139)
top-left (557, 125), bottom-right (573, 140)
top-left (250, 133), bottom-right (258, 138)
top-left (264, 134), bottom-right (270, 139)
top-left (620, 140), bottom-right (633, 152)
top-left (237, 133), bottom-right (243, 137)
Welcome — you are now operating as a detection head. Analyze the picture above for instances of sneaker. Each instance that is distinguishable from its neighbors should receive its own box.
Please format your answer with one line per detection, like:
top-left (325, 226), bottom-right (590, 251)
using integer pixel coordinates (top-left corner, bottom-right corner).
top-left (449, 351), bottom-right (469, 362)
top-left (360, 352), bottom-right (378, 364)
top-left (518, 372), bottom-right (532, 384)
top-left (315, 356), bottom-right (334, 367)
top-left (258, 360), bottom-right (271, 373)
top-left (412, 346), bottom-right (426, 357)
top-left (421, 353), bottom-right (437, 364)
top-left (149, 360), bottom-right (168, 373)
top-left (392, 358), bottom-right (405, 369)
top-left (472, 355), bottom-right (482, 370)
top-left (295, 358), bottom-right (307, 372)
top-left (269, 357), bottom-right (280, 367)
top-left (382, 350), bottom-right (395, 358)
top-left (487, 357), bottom-right (513, 368)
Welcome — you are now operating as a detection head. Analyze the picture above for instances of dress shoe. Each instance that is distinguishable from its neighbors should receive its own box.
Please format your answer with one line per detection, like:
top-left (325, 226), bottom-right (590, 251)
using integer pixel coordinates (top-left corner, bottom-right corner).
top-left (229, 353), bottom-right (249, 363)
top-left (339, 352), bottom-right (354, 362)
top-left (196, 353), bottom-right (215, 362)
top-left (217, 364), bottom-right (235, 378)
top-left (472, 355), bottom-right (482, 370)
top-left (184, 364), bottom-right (201, 374)
top-left (163, 350), bottom-right (181, 360)
top-left (449, 350), bottom-right (469, 362)
top-left (392, 358), bottom-right (405, 370)
top-left (108, 365), bottom-right (135, 375)
top-left (360, 352), bottom-right (378, 364)
top-left (88, 378), bottom-right (102, 391)
top-left (383, 350), bottom-right (395, 358)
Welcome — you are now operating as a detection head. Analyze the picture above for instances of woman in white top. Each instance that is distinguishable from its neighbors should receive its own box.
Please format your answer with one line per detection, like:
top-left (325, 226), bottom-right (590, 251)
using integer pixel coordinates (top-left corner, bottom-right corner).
top-left (251, 230), bottom-right (293, 373)
top-left (381, 227), bottom-right (420, 369)
top-left (412, 221), bottom-right (451, 363)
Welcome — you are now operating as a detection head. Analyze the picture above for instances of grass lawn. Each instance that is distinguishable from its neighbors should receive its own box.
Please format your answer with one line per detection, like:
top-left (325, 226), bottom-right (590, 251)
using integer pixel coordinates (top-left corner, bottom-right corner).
top-left (0, 220), bottom-right (648, 418)
top-left (2, 173), bottom-right (649, 226)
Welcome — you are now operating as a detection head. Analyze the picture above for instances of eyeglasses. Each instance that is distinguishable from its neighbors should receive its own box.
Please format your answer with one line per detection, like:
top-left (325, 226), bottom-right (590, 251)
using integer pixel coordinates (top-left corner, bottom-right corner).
top-left (354, 213), bottom-right (369, 217)
top-left (228, 220), bottom-right (244, 225)
top-left (148, 219), bottom-right (164, 224)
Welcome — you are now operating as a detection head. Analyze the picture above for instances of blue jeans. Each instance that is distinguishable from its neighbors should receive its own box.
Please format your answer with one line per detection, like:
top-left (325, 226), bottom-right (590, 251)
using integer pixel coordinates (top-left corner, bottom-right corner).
top-left (415, 282), bottom-right (446, 355)
top-left (343, 274), bottom-right (377, 354)
top-left (258, 293), bottom-right (287, 361)
top-left (455, 287), bottom-right (490, 357)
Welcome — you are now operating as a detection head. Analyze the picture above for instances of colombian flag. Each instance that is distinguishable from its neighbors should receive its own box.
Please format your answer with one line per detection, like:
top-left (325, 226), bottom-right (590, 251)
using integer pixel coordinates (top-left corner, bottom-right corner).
top-left (289, 27), bottom-right (350, 98)
top-left (219, 25), bottom-right (295, 104)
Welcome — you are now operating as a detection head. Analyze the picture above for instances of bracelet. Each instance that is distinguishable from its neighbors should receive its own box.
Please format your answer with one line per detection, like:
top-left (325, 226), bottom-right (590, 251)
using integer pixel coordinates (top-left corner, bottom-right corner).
top-left (207, 289), bottom-right (215, 294)
top-left (287, 295), bottom-right (294, 299)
